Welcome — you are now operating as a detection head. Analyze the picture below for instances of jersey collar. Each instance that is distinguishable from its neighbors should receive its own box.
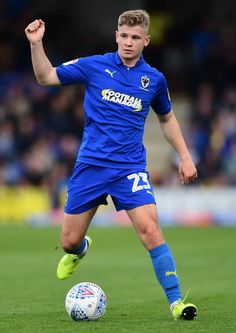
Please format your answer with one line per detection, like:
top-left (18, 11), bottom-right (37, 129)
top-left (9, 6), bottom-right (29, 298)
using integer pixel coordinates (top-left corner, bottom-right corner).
top-left (114, 52), bottom-right (145, 68)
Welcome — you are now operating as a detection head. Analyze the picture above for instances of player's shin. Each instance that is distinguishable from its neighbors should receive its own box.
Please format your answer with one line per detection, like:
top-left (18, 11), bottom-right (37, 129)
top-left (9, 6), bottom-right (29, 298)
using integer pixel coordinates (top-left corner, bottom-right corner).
top-left (149, 243), bottom-right (182, 305)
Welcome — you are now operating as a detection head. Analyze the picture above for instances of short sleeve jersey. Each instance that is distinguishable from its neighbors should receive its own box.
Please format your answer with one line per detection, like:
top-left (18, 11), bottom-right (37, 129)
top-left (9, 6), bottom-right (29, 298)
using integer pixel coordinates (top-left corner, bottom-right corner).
top-left (56, 52), bottom-right (171, 169)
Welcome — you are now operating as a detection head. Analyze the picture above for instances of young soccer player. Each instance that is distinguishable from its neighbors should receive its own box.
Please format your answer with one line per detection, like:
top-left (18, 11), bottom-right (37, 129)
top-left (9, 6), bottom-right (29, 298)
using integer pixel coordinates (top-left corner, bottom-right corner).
top-left (25, 9), bottom-right (198, 320)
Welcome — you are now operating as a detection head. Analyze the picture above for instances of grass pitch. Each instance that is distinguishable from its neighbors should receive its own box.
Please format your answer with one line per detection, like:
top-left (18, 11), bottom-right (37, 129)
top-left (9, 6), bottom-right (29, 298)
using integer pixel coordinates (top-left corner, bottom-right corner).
top-left (0, 225), bottom-right (236, 333)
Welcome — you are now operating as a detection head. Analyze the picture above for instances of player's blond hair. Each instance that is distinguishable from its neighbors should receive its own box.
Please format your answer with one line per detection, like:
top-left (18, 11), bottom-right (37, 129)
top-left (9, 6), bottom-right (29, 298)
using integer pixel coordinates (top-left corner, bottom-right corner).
top-left (118, 9), bottom-right (150, 33)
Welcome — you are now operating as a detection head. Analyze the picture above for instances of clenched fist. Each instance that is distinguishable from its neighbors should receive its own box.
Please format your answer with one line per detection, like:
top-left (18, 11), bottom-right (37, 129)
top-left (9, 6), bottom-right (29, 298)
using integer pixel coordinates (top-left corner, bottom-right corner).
top-left (25, 19), bottom-right (45, 44)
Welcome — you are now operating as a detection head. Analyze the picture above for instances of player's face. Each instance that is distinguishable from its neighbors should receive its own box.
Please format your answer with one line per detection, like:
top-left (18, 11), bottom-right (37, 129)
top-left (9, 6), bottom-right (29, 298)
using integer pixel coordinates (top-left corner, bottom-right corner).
top-left (116, 25), bottom-right (150, 67)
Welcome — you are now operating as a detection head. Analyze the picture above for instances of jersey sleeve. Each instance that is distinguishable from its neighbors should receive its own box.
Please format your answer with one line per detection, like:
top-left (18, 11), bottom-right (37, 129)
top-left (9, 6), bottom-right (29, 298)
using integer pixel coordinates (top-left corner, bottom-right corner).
top-left (56, 57), bottom-right (91, 85)
top-left (151, 73), bottom-right (172, 115)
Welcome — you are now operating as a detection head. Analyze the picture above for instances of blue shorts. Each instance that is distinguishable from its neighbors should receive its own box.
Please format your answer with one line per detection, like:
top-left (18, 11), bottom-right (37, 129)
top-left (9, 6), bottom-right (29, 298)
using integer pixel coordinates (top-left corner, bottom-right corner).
top-left (64, 162), bottom-right (156, 214)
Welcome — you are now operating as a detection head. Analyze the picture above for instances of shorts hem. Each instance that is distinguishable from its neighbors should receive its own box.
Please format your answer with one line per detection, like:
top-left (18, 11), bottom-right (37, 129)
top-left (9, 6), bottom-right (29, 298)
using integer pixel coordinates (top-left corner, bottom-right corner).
top-left (115, 201), bottom-right (156, 212)
top-left (64, 201), bottom-right (108, 215)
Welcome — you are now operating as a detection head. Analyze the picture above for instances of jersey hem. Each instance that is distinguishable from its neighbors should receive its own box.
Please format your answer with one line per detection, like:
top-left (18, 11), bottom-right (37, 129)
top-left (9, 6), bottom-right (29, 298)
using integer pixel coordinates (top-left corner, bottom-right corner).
top-left (77, 157), bottom-right (146, 170)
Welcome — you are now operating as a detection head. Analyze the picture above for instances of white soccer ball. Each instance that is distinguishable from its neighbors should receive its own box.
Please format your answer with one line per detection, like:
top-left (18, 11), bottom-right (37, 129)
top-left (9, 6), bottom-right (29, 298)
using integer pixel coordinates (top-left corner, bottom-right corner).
top-left (65, 282), bottom-right (107, 321)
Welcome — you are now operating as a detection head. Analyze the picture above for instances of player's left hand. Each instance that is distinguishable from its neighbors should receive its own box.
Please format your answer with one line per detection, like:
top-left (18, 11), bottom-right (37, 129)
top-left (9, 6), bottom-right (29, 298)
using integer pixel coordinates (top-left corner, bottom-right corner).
top-left (179, 157), bottom-right (198, 185)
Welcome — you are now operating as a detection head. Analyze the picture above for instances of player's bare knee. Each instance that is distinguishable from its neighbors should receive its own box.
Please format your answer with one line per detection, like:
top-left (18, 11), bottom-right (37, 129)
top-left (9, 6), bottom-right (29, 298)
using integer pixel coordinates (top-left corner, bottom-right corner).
top-left (61, 234), bottom-right (83, 253)
top-left (139, 225), bottom-right (164, 248)
top-left (61, 241), bottom-right (77, 253)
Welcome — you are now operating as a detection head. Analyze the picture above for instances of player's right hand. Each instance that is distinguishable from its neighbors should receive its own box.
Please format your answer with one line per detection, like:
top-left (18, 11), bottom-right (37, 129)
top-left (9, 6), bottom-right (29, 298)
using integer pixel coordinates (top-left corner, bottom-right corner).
top-left (25, 19), bottom-right (45, 44)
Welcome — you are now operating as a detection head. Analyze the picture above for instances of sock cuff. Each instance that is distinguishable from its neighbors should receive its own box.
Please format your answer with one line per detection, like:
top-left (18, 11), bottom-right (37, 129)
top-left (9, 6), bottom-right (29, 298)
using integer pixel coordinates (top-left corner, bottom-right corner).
top-left (148, 243), bottom-right (169, 258)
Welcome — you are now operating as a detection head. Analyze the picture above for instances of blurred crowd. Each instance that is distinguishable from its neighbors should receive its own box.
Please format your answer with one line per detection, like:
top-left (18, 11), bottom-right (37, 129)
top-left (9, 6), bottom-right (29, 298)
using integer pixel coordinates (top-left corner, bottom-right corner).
top-left (163, 83), bottom-right (236, 187)
top-left (0, 1), bottom-right (235, 210)
top-left (187, 83), bottom-right (236, 185)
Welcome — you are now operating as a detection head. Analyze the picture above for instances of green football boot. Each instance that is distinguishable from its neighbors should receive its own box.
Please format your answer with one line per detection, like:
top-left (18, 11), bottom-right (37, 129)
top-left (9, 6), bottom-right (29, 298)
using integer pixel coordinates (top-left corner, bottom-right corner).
top-left (57, 236), bottom-right (92, 280)
top-left (171, 299), bottom-right (197, 320)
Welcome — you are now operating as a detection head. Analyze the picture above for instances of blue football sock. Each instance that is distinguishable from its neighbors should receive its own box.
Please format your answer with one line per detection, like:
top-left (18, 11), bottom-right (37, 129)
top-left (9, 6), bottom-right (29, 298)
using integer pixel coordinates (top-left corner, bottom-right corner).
top-left (149, 243), bottom-right (182, 305)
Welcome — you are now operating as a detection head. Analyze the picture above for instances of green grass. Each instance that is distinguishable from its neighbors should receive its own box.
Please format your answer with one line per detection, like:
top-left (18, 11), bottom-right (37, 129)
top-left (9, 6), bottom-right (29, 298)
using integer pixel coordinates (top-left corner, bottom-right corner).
top-left (0, 225), bottom-right (236, 333)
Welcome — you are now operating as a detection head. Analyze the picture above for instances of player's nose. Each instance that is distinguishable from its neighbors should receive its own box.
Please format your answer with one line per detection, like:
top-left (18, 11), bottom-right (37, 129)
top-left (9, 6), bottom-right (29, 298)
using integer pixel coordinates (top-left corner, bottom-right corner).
top-left (125, 38), bottom-right (133, 47)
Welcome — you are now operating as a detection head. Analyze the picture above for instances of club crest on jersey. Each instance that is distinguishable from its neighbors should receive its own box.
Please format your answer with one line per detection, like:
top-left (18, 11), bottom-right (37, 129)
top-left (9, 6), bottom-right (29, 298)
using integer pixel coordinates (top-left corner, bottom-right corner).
top-left (141, 76), bottom-right (150, 89)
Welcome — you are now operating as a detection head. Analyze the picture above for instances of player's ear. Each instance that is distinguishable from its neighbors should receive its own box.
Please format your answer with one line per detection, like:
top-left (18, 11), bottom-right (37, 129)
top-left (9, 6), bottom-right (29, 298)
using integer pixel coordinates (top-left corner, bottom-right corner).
top-left (144, 35), bottom-right (151, 47)
top-left (115, 30), bottom-right (119, 43)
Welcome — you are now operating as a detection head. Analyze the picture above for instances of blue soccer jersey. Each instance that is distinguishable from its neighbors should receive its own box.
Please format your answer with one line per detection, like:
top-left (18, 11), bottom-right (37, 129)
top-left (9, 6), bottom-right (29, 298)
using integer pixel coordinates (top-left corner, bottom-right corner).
top-left (56, 52), bottom-right (171, 169)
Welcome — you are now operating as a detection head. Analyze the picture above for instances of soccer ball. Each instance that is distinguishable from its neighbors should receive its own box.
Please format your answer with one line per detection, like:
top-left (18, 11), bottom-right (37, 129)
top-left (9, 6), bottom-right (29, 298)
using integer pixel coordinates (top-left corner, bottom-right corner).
top-left (65, 282), bottom-right (107, 321)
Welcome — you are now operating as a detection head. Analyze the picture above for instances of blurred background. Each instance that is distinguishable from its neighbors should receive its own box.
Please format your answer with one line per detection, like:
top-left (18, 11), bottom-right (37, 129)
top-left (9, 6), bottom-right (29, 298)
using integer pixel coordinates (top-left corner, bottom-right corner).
top-left (0, 0), bottom-right (235, 226)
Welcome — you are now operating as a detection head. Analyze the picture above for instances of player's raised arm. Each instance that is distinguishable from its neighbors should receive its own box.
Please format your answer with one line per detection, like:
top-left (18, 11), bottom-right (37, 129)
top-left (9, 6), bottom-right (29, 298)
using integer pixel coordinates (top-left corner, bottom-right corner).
top-left (157, 111), bottom-right (198, 185)
top-left (25, 19), bottom-right (60, 86)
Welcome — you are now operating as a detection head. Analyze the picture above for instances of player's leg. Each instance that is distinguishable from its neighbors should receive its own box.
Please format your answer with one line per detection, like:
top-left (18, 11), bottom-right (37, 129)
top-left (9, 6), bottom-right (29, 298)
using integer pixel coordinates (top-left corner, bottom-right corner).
top-left (57, 162), bottom-right (109, 280)
top-left (126, 204), bottom-right (197, 320)
top-left (60, 209), bottom-right (97, 253)
top-left (109, 168), bottom-right (196, 320)
top-left (126, 204), bottom-right (182, 303)
top-left (126, 203), bottom-right (164, 249)
top-left (57, 208), bottom-right (97, 280)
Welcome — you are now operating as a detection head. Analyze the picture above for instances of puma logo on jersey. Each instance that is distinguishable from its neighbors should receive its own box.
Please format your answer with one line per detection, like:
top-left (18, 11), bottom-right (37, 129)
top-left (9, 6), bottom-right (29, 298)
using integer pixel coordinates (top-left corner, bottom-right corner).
top-left (105, 69), bottom-right (116, 78)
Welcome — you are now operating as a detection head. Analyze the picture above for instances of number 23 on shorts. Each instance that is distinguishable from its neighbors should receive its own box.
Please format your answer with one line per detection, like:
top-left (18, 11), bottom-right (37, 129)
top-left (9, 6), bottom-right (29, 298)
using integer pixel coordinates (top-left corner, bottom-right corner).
top-left (127, 172), bottom-right (151, 193)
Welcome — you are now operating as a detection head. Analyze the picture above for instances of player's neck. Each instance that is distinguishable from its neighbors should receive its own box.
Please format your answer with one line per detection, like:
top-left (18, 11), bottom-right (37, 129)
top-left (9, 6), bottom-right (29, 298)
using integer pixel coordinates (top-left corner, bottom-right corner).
top-left (118, 52), bottom-right (141, 68)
